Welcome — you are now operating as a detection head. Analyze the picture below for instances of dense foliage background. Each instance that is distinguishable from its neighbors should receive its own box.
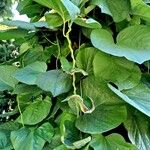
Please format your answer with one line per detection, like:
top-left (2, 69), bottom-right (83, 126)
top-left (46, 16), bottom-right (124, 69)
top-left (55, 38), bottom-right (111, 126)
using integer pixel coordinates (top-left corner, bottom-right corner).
top-left (0, 0), bottom-right (150, 149)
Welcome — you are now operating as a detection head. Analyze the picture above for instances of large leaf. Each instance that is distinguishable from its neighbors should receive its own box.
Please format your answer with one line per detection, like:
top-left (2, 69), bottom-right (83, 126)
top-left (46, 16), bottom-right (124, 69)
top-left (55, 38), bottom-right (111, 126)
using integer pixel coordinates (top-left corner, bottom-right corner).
top-left (124, 110), bottom-right (150, 150)
top-left (17, 97), bottom-right (51, 125)
top-left (91, 25), bottom-right (150, 64)
top-left (91, 0), bottom-right (130, 22)
top-left (11, 127), bottom-right (45, 150)
top-left (90, 134), bottom-right (137, 150)
top-left (0, 65), bottom-right (18, 91)
top-left (76, 104), bottom-right (127, 134)
top-left (36, 70), bottom-right (72, 97)
top-left (81, 76), bottom-right (124, 107)
top-left (108, 83), bottom-right (150, 117)
top-left (131, 0), bottom-right (150, 20)
top-left (13, 61), bottom-right (47, 85)
top-left (1, 20), bottom-right (48, 30)
top-left (93, 51), bottom-right (141, 90)
top-left (33, 0), bottom-right (78, 21)
top-left (0, 29), bottom-right (28, 40)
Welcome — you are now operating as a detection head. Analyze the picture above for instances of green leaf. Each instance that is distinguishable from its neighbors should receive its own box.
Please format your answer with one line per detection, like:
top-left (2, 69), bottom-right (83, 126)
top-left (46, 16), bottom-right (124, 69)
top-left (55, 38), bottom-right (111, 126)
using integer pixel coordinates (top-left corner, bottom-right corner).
top-left (13, 61), bottom-right (47, 85)
top-left (34, 0), bottom-right (79, 21)
top-left (76, 104), bottom-right (127, 134)
top-left (74, 18), bottom-right (102, 29)
top-left (76, 47), bottom-right (98, 75)
top-left (45, 13), bottom-right (63, 28)
top-left (91, 25), bottom-right (150, 64)
top-left (33, 0), bottom-right (69, 21)
top-left (17, 97), bottom-right (51, 125)
top-left (90, 134), bottom-right (137, 150)
top-left (61, 0), bottom-right (80, 21)
top-left (0, 130), bottom-right (12, 150)
top-left (1, 20), bottom-right (48, 30)
top-left (60, 112), bottom-right (81, 148)
top-left (124, 110), bottom-right (150, 150)
top-left (93, 51), bottom-right (141, 90)
top-left (108, 83), bottom-right (150, 117)
top-left (0, 65), bottom-right (18, 91)
top-left (12, 84), bottom-right (42, 95)
top-left (36, 70), bottom-right (72, 97)
top-left (91, 0), bottom-right (130, 22)
top-left (0, 29), bottom-right (28, 40)
top-left (11, 127), bottom-right (45, 150)
top-left (36, 122), bottom-right (54, 143)
top-left (60, 57), bottom-right (72, 73)
top-left (81, 76), bottom-right (124, 107)
top-left (131, 0), bottom-right (150, 21)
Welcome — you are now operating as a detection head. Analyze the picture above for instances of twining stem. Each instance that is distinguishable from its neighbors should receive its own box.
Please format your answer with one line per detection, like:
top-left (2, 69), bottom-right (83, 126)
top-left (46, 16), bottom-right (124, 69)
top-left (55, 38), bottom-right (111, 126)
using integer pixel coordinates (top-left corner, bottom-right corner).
top-left (63, 21), bottom-right (76, 95)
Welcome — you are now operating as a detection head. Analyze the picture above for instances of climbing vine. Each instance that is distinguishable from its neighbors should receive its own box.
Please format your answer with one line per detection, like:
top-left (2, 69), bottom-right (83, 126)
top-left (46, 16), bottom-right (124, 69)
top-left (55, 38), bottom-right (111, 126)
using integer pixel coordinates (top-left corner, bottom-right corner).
top-left (0, 0), bottom-right (150, 150)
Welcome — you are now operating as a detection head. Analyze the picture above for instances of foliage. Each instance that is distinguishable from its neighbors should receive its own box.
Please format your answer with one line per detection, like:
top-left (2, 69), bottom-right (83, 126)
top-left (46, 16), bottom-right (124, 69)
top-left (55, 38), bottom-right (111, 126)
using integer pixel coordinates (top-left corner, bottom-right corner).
top-left (0, 0), bottom-right (150, 149)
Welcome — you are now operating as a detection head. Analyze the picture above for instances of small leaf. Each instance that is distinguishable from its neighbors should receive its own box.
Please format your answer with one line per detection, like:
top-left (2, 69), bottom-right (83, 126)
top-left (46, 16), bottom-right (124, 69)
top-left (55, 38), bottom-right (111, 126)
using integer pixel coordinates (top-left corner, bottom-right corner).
top-left (45, 13), bottom-right (63, 28)
top-left (13, 61), bottom-right (47, 85)
top-left (60, 57), bottom-right (72, 73)
top-left (36, 122), bottom-right (54, 143)
top-left (76, 47), bottom-right (98, 75)
top-left (74, 18), bottom-right (102, 29)
top-left (0, 65), bottom-right (18, 91)
top-left (36, 70), bottom-right (72, 97)
top-left (17, 97), bottom-right (51, 125)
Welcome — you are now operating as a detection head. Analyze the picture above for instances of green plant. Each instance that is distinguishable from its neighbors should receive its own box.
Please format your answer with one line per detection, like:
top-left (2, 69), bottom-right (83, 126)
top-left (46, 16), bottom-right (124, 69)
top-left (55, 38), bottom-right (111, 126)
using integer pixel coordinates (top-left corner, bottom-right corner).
top-left (0, 0), bottom-right (150, 149)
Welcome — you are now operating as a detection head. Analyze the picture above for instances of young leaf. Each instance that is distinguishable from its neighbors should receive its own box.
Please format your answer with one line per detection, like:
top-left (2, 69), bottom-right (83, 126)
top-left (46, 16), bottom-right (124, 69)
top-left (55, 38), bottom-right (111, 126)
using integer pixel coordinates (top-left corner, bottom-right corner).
top-left (91, 26), bottom-right (150, 64)
top-left (76, 47), bottom-right (98, 75)
top-left (17, 97), bottom-right (51, 125)
top-left (13, 61), bottom-right (47, 85)
top-left (76, 104), bottom-right (127, 134)
top-left (36, 70), bottom-right (72, 97)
